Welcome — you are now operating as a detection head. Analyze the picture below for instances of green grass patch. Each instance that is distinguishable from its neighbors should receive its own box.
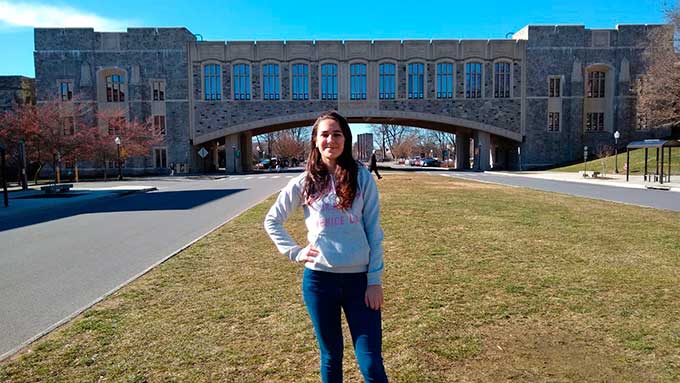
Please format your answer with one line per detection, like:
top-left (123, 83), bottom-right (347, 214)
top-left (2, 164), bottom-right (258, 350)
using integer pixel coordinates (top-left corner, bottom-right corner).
top-left (551, 147), bottom-right (680, 175)
top-left (1, 173), bottom-right (679, 382)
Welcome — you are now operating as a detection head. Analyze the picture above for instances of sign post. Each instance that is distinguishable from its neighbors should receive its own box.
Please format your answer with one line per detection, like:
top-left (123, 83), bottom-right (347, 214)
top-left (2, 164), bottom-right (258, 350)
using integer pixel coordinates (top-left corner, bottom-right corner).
top-left (198, 147), bottom-right (208, 173)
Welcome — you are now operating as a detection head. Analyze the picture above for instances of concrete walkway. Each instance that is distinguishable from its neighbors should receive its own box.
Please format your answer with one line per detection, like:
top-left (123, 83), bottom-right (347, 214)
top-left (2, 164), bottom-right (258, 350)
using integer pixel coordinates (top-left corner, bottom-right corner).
top-left (490, 171), bottom-right (680, 192)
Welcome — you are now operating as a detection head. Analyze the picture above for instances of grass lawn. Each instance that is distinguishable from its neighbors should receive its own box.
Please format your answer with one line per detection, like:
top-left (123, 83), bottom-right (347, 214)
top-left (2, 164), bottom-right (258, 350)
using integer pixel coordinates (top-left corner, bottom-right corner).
top-left (1, 173), bottom-right (679, 382)
top-left (551, 147), bottom-right (680, 175)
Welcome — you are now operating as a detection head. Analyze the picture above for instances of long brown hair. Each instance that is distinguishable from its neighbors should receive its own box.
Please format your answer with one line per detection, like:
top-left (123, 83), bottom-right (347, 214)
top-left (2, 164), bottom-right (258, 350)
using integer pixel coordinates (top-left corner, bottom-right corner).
top-left (303, 111), bottom-right (358, 210)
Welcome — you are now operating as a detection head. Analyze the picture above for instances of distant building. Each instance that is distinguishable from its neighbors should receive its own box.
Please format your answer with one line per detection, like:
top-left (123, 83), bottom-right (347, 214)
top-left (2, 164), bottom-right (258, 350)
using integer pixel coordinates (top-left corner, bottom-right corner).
top-left (0, 76), bottom-right (34, 112)
top-left (357, 133), bottom-right (373, 162)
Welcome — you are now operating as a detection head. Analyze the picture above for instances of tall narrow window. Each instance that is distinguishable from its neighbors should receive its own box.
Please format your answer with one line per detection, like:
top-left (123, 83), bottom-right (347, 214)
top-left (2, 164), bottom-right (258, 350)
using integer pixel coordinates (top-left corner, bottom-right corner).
top-left (60, 117), bottom-right (75, 135)
top-left (59, 81), bottom-right (72, 101)
top-left (548, 112), bottom-right (560, 132)
top-left (233, 64), bottom-right (251, 100)
top-left (152, 80), bottom-right (165, 101)
top-left (586, 112), bottom-right (605, 132)
top-left (153, 115), bottom-right (166, 136)
top-left (204, 64), bottom-right (221, 100)
top-left (262, 63), bottom-right (280, 100)
top-left (549, 77), bottom-right (561, 97)
top-left (494, 62), bottom-right (511, 98)
top-left (587, 71), bottom-right (606, 98)
top-left (379, 63), bottom-right (396, 99)
top-left (436, 63), bottom-right (454, 99)
top-left (321, 63), bottom-right (338, 100)
top-left (154, 148), bottom-right (167, 168)
top-left (465, 62), bottom-right (482, 99)
top-left (350, 63), bottom-right (367, 100)
top-left (106, 75), bottom-right (125, 102)
top-left (291, 63), bottom-right (309, 100)
top-left (408, 63), bottom-right (425, 99)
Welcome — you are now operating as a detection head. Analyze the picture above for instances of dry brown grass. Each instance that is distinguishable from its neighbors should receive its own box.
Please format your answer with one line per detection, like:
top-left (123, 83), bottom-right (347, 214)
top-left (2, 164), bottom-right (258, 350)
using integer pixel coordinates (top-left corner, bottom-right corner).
top-left (1, 173), bottom-right (679, 382)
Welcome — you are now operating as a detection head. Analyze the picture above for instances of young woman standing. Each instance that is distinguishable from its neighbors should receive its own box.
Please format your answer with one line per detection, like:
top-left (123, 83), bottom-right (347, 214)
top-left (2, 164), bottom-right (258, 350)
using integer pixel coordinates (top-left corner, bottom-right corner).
top-left (264, 111), bottom-right (388, 382)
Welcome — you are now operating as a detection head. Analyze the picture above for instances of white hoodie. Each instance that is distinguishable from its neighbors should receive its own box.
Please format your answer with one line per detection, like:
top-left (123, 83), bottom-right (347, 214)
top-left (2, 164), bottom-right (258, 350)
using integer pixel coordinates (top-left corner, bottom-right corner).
top-left (264, 165), bottom-right (384, 285)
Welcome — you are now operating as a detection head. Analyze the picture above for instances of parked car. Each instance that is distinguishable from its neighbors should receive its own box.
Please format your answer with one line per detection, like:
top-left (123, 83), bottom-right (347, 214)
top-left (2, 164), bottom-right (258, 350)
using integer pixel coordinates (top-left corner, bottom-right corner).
top-left (412, 157), bottom-right (423, 166)
top-left (421, 158), bottom-right (441, 167)
top-left (254, 158), bottom-right (277, 169)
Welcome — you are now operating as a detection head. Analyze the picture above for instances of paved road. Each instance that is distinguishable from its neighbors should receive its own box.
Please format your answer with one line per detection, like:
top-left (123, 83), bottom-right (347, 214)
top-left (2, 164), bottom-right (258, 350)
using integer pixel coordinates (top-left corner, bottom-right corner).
top-left (0, 172), bottom-right (298, 359)
top-left (441, 172), bottom-right (680, 212)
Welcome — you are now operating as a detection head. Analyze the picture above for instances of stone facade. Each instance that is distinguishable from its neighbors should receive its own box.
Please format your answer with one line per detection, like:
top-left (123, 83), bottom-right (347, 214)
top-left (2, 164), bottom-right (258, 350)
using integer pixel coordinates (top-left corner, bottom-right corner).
top-left (33, 24), bottom-right (669, 172)
top-left (0, 76), bottom-right (35, 112)
top-left (33, 28), bottom-right (195, 174)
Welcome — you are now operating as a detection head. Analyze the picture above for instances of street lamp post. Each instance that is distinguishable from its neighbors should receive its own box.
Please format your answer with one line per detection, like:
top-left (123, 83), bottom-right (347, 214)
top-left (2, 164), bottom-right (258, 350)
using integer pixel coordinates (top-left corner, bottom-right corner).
top-left (115, 136), bottom-right (122, 180)
top-left (583, 145), bottom-right (588, 173)
top-left (614, 130), bottom-right (620, 174)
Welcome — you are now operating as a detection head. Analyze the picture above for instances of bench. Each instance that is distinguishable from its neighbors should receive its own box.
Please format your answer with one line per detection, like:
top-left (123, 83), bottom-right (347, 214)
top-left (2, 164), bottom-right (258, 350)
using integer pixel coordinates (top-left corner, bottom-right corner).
top-left (40, 183), bottom-right (73, 194)
top-left (578, 171), bottom-right (600, 178)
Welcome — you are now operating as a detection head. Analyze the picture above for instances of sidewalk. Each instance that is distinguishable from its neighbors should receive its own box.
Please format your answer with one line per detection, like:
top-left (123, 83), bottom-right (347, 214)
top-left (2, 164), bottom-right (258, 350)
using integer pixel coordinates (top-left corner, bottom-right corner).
top-left (489, 171), bottom-right (680, 192)
top-left (0, 182), bottom-right (157, 220)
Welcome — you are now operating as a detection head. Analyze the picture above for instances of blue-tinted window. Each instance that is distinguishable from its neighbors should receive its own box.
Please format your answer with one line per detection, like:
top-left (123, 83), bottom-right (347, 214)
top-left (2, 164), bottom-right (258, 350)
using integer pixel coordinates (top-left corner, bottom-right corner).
top-left (233, 63), bottom-right (251, 100)
top-left (408, 63), bottom-right (424, 99)
top-left (262, 64), bottom-right (280, 100)
top-left (321, 63), bottom-right (338, 100)
top-left (379, 63), bottom-right (396, 99)
top-left (291, 63), bottom-right (309, 100)
top-left (204, 64), bottom-right (221, 101)
top-left (350, 63), bottom-right (367, 100)
top-left (106, 74), bottom-right (125, 102)
top-left (436, 63), bottom-right (454, 99)
top-left (494, 62), bottom-right (511, 98)
top-left (465, 62), bottom-right (482, 99)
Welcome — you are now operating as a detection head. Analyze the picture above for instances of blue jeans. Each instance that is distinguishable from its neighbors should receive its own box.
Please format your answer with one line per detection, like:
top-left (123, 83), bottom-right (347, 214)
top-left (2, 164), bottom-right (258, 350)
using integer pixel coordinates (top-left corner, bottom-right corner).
top-left (302, 268), bottom-right (388, 383)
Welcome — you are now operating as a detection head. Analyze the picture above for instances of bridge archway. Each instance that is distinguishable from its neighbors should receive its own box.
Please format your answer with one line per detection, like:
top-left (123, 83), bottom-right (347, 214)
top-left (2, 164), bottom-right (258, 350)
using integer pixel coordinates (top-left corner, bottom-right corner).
top-left (193, 110), bottom-right (522, 173)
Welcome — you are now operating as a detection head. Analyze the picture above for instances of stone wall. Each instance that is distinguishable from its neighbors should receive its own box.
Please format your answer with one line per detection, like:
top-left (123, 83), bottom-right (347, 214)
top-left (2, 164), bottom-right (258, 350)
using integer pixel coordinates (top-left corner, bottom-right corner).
top-left (522, 24), bottom-right (667, 167)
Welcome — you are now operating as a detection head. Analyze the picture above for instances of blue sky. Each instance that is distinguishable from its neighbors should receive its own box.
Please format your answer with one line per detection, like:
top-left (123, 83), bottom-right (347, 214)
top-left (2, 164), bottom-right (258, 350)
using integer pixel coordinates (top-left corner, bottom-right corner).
top-left (0, 0), bottom-right (673, 138)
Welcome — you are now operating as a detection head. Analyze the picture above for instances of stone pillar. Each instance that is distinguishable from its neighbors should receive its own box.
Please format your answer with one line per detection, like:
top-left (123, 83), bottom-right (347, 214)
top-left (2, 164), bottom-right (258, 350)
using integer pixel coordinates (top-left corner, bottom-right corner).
top-left (224, 133), bottom-right (242, 173)
top-left (456, 133), bottom-right (471, 170)
top-left (240, 131), bottom-right (253, 172)
top-left (473, 131), bottom-right (491, 171)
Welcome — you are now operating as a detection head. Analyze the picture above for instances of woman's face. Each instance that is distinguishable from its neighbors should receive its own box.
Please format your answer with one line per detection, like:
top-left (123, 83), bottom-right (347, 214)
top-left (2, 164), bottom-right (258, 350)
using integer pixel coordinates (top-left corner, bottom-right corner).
top-left (315, 118), bottom-right (345, 163)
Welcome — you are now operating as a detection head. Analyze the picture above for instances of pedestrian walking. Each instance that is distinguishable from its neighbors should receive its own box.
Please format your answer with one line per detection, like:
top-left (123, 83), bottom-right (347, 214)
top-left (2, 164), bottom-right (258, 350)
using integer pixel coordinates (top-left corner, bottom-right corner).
top-left (264, 111), bottom-right (389, 383)
top-left (369, 150), bottom-right (382, 179)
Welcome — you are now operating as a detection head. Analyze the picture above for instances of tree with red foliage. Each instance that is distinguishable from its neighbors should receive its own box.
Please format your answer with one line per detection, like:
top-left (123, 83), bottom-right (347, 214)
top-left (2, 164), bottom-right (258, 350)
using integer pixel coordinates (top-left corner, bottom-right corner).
top-left (88, 108), bottom-right (163, 179)
top-left (0, 97), bottom-right (94, 183)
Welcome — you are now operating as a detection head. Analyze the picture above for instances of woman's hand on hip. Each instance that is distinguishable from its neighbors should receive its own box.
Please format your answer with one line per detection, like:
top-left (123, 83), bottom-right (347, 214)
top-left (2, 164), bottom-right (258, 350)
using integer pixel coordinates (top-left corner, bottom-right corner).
top-left (296, 244), bottom-right (319, 264)
top-left (364, 285), bottom-right (384, 311)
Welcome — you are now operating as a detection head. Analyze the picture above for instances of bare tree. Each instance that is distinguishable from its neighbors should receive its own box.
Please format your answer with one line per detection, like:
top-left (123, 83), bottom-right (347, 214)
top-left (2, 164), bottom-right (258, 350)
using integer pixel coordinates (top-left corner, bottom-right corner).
top-left (390, 133), bottom-right (420, 159)
top-left (637, 6), bottom-right (680, 129)
top-left (370, 124), bottom-right (414, 159)
top-left (596, 144), bottom-right (615, 176)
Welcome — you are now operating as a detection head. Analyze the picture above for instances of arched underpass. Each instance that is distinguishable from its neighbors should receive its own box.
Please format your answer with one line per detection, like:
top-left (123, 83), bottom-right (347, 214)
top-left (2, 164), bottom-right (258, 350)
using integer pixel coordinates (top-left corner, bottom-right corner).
top-left (192, 111), bottom-right (522, 173)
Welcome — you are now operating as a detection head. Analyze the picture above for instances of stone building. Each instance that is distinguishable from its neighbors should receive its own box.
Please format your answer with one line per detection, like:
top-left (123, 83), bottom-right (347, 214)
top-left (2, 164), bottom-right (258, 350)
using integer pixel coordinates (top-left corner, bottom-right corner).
top-left (0, 76), bottom-right (35, 112)
top-left (33, 24), bottom-right (670, 173)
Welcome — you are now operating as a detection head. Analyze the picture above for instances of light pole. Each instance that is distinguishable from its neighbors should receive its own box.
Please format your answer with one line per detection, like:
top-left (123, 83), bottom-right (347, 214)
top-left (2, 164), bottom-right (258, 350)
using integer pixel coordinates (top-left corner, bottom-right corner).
top-left (115, 136), bottom-right (122, 180)
top-left (614, 130), bottom-right (620, 174)
top-left (583, 145), bottom-right (588, 174)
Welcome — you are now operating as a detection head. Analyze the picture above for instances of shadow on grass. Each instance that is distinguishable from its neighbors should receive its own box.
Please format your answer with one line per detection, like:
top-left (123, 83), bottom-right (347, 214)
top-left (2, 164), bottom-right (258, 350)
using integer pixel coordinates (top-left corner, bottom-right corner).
top-left (0, 188), bottom-right (247, 232)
